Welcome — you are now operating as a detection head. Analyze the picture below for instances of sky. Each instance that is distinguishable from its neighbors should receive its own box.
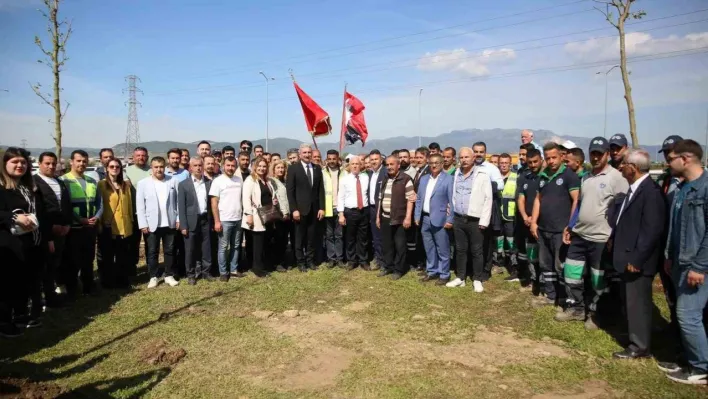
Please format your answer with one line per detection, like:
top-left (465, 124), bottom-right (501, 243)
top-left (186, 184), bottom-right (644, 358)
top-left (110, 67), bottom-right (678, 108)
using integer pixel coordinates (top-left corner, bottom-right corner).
top-left (1, 0), bottom-right (708, 150)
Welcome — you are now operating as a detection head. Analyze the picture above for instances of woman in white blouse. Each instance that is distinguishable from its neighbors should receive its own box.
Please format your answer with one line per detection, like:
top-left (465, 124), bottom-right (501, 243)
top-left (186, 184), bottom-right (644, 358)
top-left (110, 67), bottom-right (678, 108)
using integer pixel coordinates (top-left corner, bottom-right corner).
top-left (269, 160), bottom-right (291, 271)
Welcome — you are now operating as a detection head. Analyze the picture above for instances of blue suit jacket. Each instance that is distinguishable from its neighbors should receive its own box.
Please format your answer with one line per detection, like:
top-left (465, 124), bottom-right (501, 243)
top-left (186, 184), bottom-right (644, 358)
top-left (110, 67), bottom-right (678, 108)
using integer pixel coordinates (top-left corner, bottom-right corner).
top-left (414, 172), bottom-right (454, 227)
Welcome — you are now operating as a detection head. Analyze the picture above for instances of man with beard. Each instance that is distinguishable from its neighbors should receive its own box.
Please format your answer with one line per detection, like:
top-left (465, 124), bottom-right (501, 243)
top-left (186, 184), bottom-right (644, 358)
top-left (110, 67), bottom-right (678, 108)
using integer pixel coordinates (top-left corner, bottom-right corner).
top-left (322, 150), bottom-right (343, 267)
top-left (125, 146), bottom-right (152, 277)
top-left (497, 153), bottom-right (519, 281)
top-left (472, 142), bottom-right (504, 278)
top-left (96, 148), bottom-right (114, 180)
top-left (530, 142), bottom-right (580, 307)
top-left (428, 142), bottom-right (441, 156)
top-left (443, 147), bottom-right (457, 175)
top-left (368, 150), bottom-right (386, 270)
top-left (166, 148), bottom-right (189, 183)
top-left (236, 151), bottom-right (251, 180)
top-left (203, 155), bottom-right (218, 179)
top-left (517, 149), bottom-right (544, 291)
top-left (287, 148), bottom-right (299, 165)
top-left (556, 137), bottom-right (627, 328)
top-left (399, 149), bottom-right (417, 180)
top-left (608, 133), bottom-right (629, 170)
top-left (410, 147), bottom-right (431, 272)
top-left (197, 140), bottom-right (211, 158)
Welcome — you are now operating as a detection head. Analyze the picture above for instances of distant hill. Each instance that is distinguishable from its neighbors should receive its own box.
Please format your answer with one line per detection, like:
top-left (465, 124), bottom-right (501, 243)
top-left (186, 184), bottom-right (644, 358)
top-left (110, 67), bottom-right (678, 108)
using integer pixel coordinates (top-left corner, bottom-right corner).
top-left (4, 129), bottom-right (669, 160)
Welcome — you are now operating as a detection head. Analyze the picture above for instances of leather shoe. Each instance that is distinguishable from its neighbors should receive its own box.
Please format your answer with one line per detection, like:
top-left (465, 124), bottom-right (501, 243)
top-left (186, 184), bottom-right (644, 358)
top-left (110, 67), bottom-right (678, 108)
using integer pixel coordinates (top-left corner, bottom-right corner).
top-left (360, 263), bottom-right (371, 271)
top-left (378, 270), bottom-right (391, 277)
top-left (436, 278), bottom-right (450, 286)
top-left (420, 275), bottom-right (438, 282)
top-left (612, 348), bottom-right (651, 360)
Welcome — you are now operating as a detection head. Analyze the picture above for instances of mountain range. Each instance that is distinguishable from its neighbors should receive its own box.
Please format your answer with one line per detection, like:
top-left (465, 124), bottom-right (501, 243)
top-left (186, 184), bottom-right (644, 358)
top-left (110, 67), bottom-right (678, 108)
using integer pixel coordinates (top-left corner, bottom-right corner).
top-left (6, 128), bottom-right (668, 160)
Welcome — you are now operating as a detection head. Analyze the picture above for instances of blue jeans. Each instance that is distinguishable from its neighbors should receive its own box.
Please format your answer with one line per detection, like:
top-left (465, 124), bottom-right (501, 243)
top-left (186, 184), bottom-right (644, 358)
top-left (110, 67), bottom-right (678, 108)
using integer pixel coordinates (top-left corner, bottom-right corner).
top-left (675, 268), bottom-right (708, 373)
top-left (422, 215), bottom-right (451, 279)
top-left (218, 221), bottom-right (242, 276)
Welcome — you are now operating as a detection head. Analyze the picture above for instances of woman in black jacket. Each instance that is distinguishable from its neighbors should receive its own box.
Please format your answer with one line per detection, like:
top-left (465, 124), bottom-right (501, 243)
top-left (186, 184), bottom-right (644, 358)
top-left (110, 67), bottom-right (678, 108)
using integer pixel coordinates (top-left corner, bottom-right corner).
top-left (0, 147), bottom-right (51, 338)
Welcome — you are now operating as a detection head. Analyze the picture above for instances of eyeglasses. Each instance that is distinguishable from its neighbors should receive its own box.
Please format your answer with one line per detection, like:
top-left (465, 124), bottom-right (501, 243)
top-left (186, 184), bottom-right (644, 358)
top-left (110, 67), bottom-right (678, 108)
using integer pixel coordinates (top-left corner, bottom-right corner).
top-left (241, 146), bottom-right (251, 150)
top-left (108, 165), bottom-right (121, 169)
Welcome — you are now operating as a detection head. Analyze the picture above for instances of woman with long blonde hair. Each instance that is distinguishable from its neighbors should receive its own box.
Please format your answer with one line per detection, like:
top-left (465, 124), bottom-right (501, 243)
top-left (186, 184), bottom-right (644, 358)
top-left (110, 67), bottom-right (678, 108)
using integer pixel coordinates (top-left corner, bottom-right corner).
top-left (269, 159), bottom-right (291, 270)
top-left (242, 157), bottom-right (276, 277)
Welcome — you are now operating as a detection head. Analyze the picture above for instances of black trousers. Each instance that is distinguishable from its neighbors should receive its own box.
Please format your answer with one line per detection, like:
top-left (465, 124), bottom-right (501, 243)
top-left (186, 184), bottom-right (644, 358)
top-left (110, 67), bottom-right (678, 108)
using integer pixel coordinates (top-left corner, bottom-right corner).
top-left (184, 214), bottom-right (212, 279)
top-left (452, 214), bottom-right (485, 281)
top-left (272, 220), bottom-right (290, 267)
top-left (251, 228), bottom-right (274, 276)
top-left (64, 227), bottom-right (97, 295)
top-left (294, 209), bottom-right (317, 268)
top-left (0, 246), bottom-right (43, 323)
top-left (174, 233), bottom-right (186, 277)
top-left (129, 217), bottom-right (144, 276)
top-left (381, 217), bottom-right (408, 274)
top-left (369, 206), bottom-right (384, 264)
top-left (622, 273), bottom-right (654, 353)
top-left (97, 229), bottom-right (132, 288)
top-left (146, 227), bottom-right (175, 278)
top-left (538, 230), bottom-right (566, 301)
top-left (43, 234), bottom-right (66, 301)
top-left (344, 207), bottom-right (369, 265)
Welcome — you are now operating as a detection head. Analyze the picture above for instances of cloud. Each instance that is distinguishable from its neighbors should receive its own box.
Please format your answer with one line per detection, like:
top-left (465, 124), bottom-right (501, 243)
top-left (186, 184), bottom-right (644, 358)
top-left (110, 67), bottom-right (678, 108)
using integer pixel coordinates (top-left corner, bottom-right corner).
top-left (417, 48), bottom-right (516, 76)
top-left (564, 31), bottom-right (708, 62)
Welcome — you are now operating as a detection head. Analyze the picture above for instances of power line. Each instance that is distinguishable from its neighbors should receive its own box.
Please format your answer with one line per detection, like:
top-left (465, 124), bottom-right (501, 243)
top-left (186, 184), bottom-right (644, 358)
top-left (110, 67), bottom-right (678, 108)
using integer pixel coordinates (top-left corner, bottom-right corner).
top-left (123, 75), bottom-right (143, 160)
top-left (168, 47), bottom-right (708, 109)
top-left (153, 0), bottom-right (594, 82)
top-left (150, 12), bottom-right (708, 96)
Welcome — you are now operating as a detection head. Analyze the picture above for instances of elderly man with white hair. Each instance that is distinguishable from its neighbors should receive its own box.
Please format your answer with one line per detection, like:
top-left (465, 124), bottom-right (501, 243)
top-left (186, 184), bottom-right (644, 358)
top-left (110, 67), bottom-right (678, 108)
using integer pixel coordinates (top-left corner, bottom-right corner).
top-left (286, 143), bottom-right (326, 272)
top-left (519, 129), bottom-right (544, 169)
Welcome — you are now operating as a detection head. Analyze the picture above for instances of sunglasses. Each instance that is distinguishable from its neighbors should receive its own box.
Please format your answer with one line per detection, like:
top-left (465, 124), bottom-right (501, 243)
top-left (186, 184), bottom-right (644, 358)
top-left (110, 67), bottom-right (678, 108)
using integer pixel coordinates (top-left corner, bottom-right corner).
top-left (241, 146), bottom-right (251, 150)
top-left (108, 165), bottom-right (121, 169)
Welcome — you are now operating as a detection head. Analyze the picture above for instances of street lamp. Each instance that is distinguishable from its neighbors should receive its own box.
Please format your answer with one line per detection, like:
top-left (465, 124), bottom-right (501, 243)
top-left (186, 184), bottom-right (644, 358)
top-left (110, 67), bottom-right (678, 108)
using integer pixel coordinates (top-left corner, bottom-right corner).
top-left (259, 71), bottom-right (275, 152)
top-left (596, 65), bottom-right (619, 138)
top-left (418, 88), bottom-right (423, 148)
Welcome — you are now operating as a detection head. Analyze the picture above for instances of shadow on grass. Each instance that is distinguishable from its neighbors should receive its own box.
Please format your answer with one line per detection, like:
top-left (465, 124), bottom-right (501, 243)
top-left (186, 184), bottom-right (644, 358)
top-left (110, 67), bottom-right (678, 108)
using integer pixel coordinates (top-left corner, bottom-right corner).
top-left (1, 271), bottom-right (241, 398)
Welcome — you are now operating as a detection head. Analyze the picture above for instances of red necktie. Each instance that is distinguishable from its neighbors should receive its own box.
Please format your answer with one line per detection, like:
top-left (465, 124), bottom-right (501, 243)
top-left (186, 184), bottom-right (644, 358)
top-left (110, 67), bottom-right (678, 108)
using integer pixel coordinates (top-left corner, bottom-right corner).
top-left (356, 175), bottom-right (363, 209)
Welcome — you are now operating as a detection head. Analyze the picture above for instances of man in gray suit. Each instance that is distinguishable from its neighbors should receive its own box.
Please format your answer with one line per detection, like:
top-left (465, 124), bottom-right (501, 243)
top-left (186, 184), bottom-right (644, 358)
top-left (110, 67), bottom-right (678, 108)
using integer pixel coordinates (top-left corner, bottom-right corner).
top-left (178, 157), bottom-right (215, 285)
top-left (137, 156), bottom-right (180, 289)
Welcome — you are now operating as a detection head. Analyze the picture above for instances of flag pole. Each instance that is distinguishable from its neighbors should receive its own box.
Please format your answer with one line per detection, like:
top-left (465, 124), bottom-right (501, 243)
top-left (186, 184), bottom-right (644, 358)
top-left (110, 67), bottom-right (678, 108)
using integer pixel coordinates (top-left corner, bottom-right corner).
top-left (339, 82), bottom-right (348, 154)
top-left (290, 68), bottom-right (319, 151)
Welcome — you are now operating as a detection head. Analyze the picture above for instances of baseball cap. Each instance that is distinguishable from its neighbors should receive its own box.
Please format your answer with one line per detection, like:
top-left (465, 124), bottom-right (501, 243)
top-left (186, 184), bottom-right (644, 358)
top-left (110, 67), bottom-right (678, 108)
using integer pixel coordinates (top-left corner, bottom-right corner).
top-left (562, 140), bottom-right (578, 150)
top-left (588, 137), bottom-right (610, 153)
top-left (345, 154), bottom-right (356, 162)
top-left (608, 133), bottom-right (628, 147)
top-left (659, 135), bottom-right (683, 153)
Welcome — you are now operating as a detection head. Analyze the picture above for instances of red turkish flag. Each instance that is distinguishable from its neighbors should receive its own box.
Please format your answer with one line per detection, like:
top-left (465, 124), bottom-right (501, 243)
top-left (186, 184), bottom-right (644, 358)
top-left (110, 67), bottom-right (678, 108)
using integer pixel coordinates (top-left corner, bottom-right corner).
top-left (294, 82), bottom-right (331, 137)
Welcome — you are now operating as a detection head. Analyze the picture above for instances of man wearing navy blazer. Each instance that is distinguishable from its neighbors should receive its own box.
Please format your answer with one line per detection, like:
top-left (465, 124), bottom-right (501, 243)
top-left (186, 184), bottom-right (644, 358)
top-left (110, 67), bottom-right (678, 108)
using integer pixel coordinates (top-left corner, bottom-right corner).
top-left (609, 149), bottom-right (666, 359)
top-left (367, 150), bottom-right (387, 269)
top-left (414, 154), bottom-right (455, 285)
top-left (136, 157), bottom-right (180, 289)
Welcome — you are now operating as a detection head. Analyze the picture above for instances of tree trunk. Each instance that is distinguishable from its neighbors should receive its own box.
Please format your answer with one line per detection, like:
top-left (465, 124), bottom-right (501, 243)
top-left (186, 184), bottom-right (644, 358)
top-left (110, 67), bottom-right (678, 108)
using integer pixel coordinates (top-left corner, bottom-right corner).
top-left (51, 3), bottom-right (62, 160)
top-left (618, 12), bottom-right (639, 148)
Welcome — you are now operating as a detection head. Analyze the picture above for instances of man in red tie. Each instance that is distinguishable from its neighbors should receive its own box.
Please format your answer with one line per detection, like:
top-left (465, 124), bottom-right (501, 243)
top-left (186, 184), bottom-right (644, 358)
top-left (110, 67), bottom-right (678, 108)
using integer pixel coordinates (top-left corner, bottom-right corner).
top-left (338, 157), bottom-right (371, 270)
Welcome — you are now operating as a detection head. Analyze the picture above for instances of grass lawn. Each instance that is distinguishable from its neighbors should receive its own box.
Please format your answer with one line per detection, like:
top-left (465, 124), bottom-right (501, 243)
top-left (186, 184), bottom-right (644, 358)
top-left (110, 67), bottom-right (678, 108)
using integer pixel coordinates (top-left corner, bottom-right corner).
top-left (1, 266), bottom-right (705, 398)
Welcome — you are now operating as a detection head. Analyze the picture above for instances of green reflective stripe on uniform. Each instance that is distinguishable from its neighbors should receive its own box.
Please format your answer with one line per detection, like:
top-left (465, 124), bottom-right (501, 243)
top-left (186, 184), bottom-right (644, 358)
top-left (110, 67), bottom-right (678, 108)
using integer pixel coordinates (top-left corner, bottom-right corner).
top-left (496, 236), bottom-right (504, 252)
top-left (591, 267), bottom-right (606, 292)
top-left (501, 172), bottom-right (517, 220)
top-left (505, 236), bottom-right (516, 250)
top-left (563, 258), bottom-right (585, 285)
top-left (322, 169), bottom-right (334, 218)
top-left (526, 241), bottom-right (539, 263)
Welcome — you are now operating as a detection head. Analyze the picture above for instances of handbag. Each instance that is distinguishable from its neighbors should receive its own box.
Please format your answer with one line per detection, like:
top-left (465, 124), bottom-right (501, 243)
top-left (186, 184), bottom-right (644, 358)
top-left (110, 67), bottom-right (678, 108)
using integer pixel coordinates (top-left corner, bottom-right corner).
top-left (11, 210), bottom-right (39, 236)
top-left (255, 180), bottom-right (283, 224)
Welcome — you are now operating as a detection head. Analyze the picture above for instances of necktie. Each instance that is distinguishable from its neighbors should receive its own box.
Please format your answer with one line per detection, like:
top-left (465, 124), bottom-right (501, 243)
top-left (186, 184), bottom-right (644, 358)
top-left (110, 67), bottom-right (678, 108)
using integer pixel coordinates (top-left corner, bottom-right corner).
top-left (618, 187), bottom-right (633, 223)
top-left (306, 164), bottom-right (312, 186)
top-left (356, 175), bottom-right (363, 209)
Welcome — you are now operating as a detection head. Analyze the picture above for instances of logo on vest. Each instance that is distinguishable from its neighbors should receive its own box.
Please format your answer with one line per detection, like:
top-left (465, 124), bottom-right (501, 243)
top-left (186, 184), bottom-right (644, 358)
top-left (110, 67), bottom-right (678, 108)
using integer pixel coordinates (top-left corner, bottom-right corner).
top-left (523, 183), bottom-right (528, 190)
top-left (540, 181), bottom-right (545, 188)
top-left (556, 178), bottom-right (564, 186)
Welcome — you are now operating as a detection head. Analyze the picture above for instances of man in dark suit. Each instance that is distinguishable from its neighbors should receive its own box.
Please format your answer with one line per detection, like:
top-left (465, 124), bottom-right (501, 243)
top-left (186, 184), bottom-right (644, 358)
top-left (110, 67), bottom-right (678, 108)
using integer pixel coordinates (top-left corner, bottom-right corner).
top-left (33, 152), bottom-right (73, 307)
top-left (286, 144), bottom-right (325, 271)
top-left (178, 157), bottom-right (216, 285)
top-left (609, 149), bottom-right (666, 359)
top-left (367, 150), bottom-right (387, 270)
top-left (410, 147), bottom-right (431, 271)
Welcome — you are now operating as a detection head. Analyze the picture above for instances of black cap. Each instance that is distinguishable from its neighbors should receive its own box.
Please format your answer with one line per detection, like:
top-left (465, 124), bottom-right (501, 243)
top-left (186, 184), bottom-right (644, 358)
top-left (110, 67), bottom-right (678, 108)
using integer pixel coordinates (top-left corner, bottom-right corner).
top-left (588, 137), bottom-right (610, 153)
top-left (659, 135), bottom-right (683, 153)
top-left (608, 133), bottom-right (628, 147)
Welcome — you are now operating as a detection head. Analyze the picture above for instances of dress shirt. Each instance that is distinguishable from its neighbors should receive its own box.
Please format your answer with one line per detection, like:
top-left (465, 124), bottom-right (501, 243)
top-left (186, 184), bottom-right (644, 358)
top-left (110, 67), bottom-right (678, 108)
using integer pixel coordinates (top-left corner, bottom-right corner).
top-left (38, 173), bottom-right (62, 205)
top-left (337, 172), bottom-right (370, 212)
top-left (369, 166), bottom-right (382, 204)
top-left (166, 167), bottom-right (189, 183)
top-left (301, 161), bottom-right (313, 185)
top-left (616, 173), bottom-right (649, 222)
top-left (422, 173), bottom-right (439, 214)
top-left (193, 176), bottom-right (208, 214)
top-left (454, 168), bottom-right (474, 215)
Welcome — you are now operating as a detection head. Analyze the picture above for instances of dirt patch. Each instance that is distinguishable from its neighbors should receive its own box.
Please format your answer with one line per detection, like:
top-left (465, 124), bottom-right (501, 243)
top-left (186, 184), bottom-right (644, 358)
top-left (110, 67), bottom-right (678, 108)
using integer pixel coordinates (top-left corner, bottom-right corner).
top-left (390, 329), bottom-right (568, 370)
top-left (262, 312), bottom-right (362, 345)
top-left (343, 301), bottom-right (372, 312)
top-left (0, 378), bottom-right (66, 399)
top-left (491, 291), bottom-right (514, 303)
top-left (532, 380), bottom-right (616, 399)
top-left (139, 340), bottom-right (187, 367)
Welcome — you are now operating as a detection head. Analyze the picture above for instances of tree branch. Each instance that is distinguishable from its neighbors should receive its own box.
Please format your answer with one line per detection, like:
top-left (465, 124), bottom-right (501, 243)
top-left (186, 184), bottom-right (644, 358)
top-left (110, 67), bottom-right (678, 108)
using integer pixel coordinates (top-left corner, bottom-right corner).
top-left (29, 81), bottom-right (56, 109)
top-left (60, 101), bottom-right (70, 121)
top-left (59, 19), bottom-right (73, 48)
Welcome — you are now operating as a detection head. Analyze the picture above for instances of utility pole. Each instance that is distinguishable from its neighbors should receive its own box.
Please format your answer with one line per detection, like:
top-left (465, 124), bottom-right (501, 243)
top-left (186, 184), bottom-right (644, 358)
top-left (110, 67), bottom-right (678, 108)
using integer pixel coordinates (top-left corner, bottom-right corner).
top-left (704, 108), bottom-right (708, 167)
top-left (596, 65), bottom-right (619, 138)
top-left (123, 75), bottom-right (142, 161)
top-left (259, 71), bottom-right (275, 152)
top-left (418, 88), bottom-right (423, 148)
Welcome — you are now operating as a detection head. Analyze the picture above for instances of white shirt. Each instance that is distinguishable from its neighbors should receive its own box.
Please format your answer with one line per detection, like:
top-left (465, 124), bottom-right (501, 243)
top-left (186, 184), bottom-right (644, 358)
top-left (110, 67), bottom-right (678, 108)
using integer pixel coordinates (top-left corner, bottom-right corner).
top-left (301, 161), bottom-right (313, 185)
top-left (369, 166), bottom-right (382, 204)
top-left (209, 174), bottom-right (243, 222)
top-left (38, 173), bottom-right (62, 206)
top-left (422, 173), bottom-right (439, 214)
top-left (154, 178), bottom-right (169, 228)
top-left (616, 173), bottom-right (649, 223)
top-left (337, 172), bottom-right (370, 212)
top-left (193, 176), bottom-right (208, 214)
top-left (480, 161), bottom-right (505, 191)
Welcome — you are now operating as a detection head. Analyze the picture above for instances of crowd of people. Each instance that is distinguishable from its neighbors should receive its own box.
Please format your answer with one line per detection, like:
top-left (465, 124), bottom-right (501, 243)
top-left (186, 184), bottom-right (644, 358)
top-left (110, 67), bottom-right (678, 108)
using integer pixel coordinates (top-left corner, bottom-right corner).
top-left (1, 129), bottom-right (707, 385)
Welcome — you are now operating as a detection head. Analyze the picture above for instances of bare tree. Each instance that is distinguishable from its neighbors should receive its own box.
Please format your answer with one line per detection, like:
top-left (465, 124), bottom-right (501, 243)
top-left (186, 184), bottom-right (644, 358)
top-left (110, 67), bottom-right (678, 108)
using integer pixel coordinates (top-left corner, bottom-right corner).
top-left (594, 0), bottom-right (645, 148)
top-left (30, 0), bottom-right (72, 160)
